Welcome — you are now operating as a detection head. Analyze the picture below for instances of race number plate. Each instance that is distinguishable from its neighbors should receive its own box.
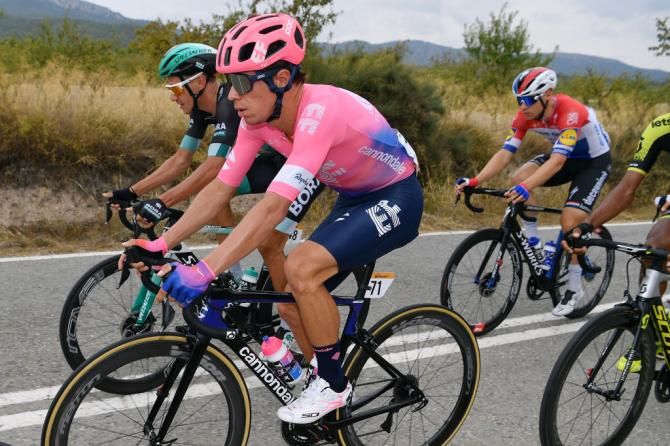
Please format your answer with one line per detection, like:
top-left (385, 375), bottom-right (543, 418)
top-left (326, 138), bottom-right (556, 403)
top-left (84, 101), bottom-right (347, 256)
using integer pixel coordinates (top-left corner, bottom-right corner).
top-left (288, 227), bottom-right (304, 242)
top-left (365, 272), bottom-right (396, 298)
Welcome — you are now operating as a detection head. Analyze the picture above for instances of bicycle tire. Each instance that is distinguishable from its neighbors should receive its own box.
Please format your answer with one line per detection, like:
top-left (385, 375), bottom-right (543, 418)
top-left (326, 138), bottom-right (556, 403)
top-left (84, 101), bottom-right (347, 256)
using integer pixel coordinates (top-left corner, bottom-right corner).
top-left (42, 333), bottom-right (251, 446)
top-left (549, 226), bottom-right (615, 318)
top-left (59, 254), bottom-right (182, 392)
top-left (440, 228), bottom-right (523, 336)
top-left (338, 304), bottom-right (480, 445)
top-left (539, 306), bottom-right (655, 445)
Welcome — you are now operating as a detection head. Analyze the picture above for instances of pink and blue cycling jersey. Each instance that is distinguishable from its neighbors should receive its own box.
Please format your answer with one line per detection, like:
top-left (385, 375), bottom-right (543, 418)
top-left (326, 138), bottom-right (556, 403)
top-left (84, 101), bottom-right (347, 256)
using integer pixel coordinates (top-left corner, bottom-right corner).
top-left (217, 84), bottom-right (418, 201)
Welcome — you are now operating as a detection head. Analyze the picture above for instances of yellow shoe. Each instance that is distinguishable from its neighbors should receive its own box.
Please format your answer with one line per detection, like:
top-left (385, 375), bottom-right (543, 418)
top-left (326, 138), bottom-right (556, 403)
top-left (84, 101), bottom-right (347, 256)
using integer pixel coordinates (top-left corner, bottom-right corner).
top-left (617, 349), bottom-right (642, 373)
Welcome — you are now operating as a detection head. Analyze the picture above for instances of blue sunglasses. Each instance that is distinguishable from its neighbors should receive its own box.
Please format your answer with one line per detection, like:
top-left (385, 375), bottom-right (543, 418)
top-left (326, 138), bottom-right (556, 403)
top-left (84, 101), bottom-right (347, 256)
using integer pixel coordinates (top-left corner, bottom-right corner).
top-left (516, 95), bottom-right (539, 107)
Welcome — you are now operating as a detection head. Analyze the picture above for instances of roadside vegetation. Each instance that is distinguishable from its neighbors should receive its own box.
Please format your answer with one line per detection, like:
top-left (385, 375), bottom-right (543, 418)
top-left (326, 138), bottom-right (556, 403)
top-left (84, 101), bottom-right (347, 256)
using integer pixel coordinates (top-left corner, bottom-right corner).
top-left (0, 2), bottom-right (668, 254)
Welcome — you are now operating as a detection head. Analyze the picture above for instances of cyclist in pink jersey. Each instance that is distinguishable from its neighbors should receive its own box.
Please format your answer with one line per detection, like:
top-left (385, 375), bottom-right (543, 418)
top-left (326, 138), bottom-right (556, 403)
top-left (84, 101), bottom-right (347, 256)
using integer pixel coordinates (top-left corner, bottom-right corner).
top-left (132, 13), bottom-right (423, 424)
top-left (456, 67), bottom-right (612, 317)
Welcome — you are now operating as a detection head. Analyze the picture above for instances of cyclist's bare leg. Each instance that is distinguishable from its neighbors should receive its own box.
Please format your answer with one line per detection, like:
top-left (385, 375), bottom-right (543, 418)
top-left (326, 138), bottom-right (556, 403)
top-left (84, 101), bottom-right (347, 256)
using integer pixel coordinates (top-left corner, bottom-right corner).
top-left (561, 207), bottom-right (590, 265)
top-left (257, 231), bottom-right (316, 360)
top-left (644, 217), bottom-right (670, 295)
top-left (213, 203), bottom-right (236, 244)
top-left (284, 241), bottom-right (340, 350)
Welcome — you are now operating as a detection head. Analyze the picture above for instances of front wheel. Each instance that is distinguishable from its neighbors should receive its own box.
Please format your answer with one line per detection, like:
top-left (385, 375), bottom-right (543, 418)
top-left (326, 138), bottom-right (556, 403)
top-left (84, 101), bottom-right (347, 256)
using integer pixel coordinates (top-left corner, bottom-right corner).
top-left (440, 228), bottom-right (523, 335)
top-left (539, 306), bottom-right (655, 445)
top-left (338, 304), bottom-right (480, 445)
top-left (59, 255), bottom-right (177, 393)
top-left (42, 333), bottom-right (251, 446)
top-left (550, 225), bottom-right (615, 318)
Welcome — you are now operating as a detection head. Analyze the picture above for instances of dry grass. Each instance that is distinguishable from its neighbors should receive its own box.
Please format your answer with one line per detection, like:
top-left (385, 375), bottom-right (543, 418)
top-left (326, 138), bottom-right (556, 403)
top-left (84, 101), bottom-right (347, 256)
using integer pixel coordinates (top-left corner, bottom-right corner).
top-left (0, 67), bottom-right (667, 256)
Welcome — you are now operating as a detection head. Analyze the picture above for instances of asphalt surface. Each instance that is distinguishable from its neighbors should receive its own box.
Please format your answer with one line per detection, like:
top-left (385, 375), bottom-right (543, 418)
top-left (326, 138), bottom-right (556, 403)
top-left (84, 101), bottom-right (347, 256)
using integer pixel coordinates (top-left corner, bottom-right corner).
top-left (1, 223), bottom-right (669, 445)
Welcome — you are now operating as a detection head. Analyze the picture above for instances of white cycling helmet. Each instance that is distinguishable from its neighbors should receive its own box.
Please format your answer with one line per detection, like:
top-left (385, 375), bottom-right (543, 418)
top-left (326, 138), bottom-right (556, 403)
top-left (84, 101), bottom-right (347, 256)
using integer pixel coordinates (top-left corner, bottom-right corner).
top-left (512, 67), bottom-right (557, 98)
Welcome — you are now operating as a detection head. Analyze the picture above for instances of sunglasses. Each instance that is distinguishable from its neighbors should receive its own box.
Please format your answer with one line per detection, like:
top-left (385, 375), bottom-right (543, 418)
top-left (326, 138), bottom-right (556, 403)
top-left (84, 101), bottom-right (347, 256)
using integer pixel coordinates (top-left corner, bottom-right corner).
top-left (516, 95), bottom-right (540, 107)
top-left (226, 68), bottom-right (281, 96)
top-left (165, 72), bottom-right (203, 96)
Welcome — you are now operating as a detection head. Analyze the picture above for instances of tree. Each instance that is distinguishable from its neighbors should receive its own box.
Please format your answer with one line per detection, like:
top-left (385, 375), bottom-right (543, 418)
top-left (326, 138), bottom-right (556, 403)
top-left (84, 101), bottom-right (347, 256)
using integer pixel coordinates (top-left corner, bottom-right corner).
top-left (461, 3), bottom-right (555, 94)
top-left (129, 0), bottom-right (337, 75)
top-left (649, 17), bottom-right (670, 56)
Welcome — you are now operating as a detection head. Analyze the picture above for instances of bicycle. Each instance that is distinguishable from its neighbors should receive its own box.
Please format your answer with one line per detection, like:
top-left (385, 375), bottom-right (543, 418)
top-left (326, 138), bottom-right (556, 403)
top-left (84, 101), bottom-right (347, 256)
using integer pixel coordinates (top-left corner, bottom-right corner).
top-left (539, 235), bottom-right (670, 445)
top-left (440, 187), bottom-right (615, 336)
top-left (59, 200), bottom-right (293, 392)
top-left (42, 250), bottom-right (481, 445)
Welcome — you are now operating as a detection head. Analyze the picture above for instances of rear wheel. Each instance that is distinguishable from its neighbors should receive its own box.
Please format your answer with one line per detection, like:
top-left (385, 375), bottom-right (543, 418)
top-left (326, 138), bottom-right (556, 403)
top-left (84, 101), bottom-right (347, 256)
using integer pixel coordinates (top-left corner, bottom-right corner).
top-left (550, 226), bottom-right (615, 318)
top-left (338, 304), bottom-right (480, 445)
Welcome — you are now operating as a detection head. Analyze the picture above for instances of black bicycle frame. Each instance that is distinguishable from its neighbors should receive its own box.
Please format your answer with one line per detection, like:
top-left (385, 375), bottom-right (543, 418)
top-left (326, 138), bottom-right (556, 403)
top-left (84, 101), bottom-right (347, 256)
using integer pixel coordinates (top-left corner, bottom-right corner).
top-left (137, 261), bottom-right (424, 442)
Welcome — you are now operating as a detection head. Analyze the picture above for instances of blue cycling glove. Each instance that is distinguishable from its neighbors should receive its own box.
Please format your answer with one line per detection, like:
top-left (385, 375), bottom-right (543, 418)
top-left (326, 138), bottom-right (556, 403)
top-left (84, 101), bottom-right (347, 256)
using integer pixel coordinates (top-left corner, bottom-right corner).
top-left (510, 183), bottom-right (530, 201)
top-left (161, 260), bottom-right (216, 306)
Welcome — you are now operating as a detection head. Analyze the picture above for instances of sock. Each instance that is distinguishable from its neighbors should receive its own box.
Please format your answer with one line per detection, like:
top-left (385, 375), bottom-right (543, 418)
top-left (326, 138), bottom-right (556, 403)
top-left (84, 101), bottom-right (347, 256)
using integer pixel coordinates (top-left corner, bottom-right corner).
top-left (228, 262), bottom-right (243, 279)
top-left (568, 264), bottom-right (582, 292)
top-left (313, 343), bottom-right (346, 392)
top-left (521, 215), bottom-right (539, 241)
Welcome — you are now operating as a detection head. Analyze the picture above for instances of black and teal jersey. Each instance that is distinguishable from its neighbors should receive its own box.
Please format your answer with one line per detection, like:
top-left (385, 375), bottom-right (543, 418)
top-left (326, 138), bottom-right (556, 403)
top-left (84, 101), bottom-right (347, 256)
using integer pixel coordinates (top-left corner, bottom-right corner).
top-left (627, 113), bottom-right (670, 176)
top-left (180, 83), bottom-right (240, 157)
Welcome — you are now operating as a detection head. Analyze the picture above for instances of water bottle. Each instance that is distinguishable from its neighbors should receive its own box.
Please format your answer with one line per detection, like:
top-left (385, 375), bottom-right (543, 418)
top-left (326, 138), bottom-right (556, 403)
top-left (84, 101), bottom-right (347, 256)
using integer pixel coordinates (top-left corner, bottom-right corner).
top-left (528, 236), bottom-right (543, 257)
top-left (240, 267), bottom-right (259, 290)
top-left (542, 241), bottom-right (557, 271)
top-left (276, 319), bottom-right (296, 350)
top-left (261, 336), bottom-right (303, 383)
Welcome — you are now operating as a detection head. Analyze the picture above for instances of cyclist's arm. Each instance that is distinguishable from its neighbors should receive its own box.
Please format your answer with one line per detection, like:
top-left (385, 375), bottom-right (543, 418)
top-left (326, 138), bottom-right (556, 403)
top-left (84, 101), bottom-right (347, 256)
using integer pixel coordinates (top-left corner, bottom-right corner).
top-left (161, 178), bottom-right (237, 249)
top-left (203, 192), bottom-right (291, 274)
top-left (474, 149), bottom-right (514, 183)
top-left (131, 148), bottom-right (194, 196)
top-left (587, 170), bottom-right (644, 228)
top-left (520, 152), bottom-right (567, 190)
top-left (158, 156), bottom-right (225, 207)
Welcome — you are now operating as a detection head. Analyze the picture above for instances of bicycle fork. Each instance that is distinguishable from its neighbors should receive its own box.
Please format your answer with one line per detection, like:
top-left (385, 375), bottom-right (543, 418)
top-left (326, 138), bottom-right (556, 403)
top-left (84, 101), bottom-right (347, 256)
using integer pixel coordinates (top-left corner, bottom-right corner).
top-left (144, 334), bottom-right (211, 445)
top-left (584, 306), bottom-right (645, 401)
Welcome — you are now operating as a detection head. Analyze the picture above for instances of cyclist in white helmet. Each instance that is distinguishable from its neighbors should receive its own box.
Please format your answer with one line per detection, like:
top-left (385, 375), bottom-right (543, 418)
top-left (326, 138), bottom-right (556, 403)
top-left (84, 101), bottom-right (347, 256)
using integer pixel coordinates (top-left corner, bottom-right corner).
top-left (456, 67), bottom-right (612, 317)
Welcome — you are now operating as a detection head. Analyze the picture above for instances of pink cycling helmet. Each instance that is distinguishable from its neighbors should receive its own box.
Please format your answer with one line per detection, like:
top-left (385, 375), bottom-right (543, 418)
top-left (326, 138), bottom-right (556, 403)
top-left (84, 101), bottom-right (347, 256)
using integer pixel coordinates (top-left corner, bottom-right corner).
top-left (217, 13), bottom-right (306, 74)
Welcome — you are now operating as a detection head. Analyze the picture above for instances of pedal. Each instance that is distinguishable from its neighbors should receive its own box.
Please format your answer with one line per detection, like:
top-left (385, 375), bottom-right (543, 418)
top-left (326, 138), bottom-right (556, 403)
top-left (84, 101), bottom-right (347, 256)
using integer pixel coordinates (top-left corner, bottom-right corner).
top-left (526, 277), bottom-right (544, 301)
top-left (280, 421), bottom-right (331, 445)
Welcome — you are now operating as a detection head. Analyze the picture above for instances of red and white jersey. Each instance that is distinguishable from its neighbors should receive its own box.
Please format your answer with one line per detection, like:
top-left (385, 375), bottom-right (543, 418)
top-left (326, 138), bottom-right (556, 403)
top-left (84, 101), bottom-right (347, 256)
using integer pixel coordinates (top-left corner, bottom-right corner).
top-left (502, 94), bottom-right (610, 159)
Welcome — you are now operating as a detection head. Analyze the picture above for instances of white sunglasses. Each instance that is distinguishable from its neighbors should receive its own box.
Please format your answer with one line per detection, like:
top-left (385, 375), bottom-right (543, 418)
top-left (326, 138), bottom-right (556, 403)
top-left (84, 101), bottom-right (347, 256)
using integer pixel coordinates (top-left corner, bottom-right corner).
top-left (165, 72), bottom-right (203, 95)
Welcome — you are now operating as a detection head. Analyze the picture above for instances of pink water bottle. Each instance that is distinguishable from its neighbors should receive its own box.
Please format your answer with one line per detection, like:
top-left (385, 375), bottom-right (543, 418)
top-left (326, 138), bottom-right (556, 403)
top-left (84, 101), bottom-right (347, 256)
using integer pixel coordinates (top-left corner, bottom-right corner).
top-left (261, 336), bottom-right (303, 383)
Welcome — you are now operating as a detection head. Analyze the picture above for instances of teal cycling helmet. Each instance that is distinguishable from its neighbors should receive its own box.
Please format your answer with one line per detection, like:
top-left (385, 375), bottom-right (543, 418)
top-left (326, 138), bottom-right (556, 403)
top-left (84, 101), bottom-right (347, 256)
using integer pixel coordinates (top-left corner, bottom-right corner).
top-left (158, 43), bottom-right (217, 78)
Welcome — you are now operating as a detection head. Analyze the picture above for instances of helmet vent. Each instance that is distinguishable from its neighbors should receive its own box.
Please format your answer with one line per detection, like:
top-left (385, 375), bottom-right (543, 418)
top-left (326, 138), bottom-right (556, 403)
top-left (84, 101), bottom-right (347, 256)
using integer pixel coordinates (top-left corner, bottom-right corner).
top-left (260, 24), bottom-right (283, 34)
top-left (267, 41), bottom-right (287, 58)
top-left (238, 42), bottom-right (256, 62)
top-left (232, 26), bottom-right (248, 40)
top-left (224, 47), bottom-right (232, 66)
top-left (294, 29), bottom-right (304, 48)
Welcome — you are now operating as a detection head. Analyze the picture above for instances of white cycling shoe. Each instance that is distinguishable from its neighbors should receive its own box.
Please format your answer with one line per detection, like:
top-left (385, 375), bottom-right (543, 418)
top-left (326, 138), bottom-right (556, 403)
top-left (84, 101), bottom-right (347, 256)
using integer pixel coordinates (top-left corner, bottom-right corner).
top-left (277, 376), bottom-right (352, 424)
top-left (552, 289), bottom-right (584, 317)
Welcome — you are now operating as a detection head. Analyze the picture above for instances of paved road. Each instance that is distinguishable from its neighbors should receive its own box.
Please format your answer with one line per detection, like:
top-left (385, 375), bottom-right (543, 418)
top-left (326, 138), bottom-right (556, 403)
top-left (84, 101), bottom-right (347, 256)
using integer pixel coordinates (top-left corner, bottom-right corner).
top-left (1, 223), bottom-right (669, 445)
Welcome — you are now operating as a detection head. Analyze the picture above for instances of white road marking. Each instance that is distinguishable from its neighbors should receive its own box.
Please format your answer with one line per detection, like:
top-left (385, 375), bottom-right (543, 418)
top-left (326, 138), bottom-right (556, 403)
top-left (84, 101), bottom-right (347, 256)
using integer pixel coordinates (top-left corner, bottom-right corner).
top-left (0, 301), bottom-right (620, 432)
top-left (0, 221), bottom-right (652, 263)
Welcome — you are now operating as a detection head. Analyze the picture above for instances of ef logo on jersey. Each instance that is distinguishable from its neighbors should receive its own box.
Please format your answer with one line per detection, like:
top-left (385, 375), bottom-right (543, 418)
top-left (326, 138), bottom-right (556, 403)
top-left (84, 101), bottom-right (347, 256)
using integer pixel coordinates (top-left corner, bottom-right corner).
top-left (366, 200), bottom-right (402, 237)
